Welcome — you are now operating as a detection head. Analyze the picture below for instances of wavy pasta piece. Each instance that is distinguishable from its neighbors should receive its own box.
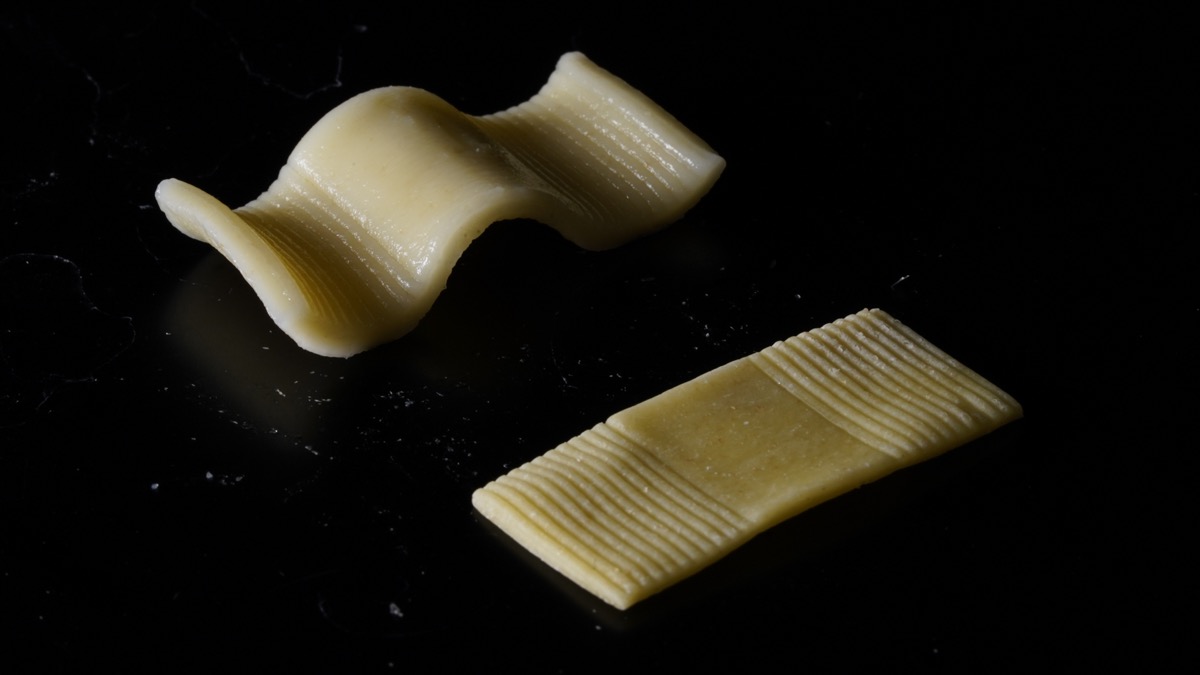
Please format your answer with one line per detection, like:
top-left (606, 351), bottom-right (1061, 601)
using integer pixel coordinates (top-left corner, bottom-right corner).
top-left (472, 309), bottom-right (1022, 609)
top-left (156, 52), bottom-right (725, 357)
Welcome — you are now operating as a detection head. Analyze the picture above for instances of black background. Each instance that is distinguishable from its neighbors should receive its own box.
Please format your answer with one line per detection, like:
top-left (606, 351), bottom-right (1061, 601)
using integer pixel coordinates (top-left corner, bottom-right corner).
top-left (3, 3), bottom-right (1195, 671)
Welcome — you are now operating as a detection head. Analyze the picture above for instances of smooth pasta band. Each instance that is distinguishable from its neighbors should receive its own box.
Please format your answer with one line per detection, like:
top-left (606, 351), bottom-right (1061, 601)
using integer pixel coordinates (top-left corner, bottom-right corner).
top-left (156, 52), bottom-right (725, 357)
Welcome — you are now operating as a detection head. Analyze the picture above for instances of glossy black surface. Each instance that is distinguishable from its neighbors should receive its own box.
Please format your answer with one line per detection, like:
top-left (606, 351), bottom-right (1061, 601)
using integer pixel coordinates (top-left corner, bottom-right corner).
top-left (3, 4), bottom-right (1193, 671)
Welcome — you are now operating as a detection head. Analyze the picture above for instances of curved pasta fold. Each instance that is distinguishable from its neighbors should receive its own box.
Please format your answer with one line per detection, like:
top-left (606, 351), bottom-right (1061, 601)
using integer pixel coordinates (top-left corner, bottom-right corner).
top-left (156, 52), bottom-right (725, 357)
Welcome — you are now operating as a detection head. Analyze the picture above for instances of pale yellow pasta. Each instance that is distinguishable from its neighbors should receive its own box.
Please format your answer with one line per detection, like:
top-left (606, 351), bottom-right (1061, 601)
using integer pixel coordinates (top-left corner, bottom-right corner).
top-left (472, 309), bottom-right (1022, 609)
top-left (156, 52), bottom-right (724, 357)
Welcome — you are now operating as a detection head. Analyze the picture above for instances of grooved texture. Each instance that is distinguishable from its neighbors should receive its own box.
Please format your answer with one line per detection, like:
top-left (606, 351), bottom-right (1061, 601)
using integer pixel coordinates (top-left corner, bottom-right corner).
top-left (236, 167), bottom-right (415, 331)
top-left (475, 423), bottom-right (752, 607)
top-left (478, 54), bottom-right (719, 230)
top-left (750, 309), bottom-right (1022, 460)
top-left (156, 52), bottom-right (724, 357)
top-left (474, 309), bottom-right (1022, 609)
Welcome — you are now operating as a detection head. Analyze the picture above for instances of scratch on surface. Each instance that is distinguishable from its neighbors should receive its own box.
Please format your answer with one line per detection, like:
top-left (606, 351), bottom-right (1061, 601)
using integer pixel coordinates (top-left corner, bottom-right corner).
top-left (0, 254), bottom-right (135, 427)
top-left (237, 49), bottom-right (345, 99)
top-left (191, 4), bottom-right (346, 100)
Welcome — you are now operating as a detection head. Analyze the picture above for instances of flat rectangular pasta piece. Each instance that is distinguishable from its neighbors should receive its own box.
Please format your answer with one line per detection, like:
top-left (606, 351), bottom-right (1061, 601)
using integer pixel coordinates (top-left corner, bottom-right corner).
top-left (472, 309), bottom-right (1022, 609)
